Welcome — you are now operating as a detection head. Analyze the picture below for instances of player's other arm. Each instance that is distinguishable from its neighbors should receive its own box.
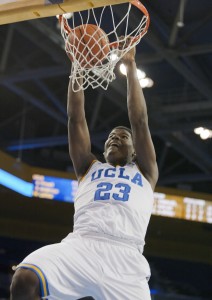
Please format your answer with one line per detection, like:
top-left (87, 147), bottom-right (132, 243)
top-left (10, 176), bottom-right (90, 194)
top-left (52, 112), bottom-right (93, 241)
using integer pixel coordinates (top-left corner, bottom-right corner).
top-left (124, 47), bottom-right (158, 189)
top-left (67, 77), bottom-right (96, 181)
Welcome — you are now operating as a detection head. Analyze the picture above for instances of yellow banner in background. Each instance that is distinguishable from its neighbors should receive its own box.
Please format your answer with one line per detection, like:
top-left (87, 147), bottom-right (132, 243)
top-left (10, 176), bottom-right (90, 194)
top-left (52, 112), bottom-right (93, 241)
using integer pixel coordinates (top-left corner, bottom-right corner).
top-left (153, 192), bottom-right (212, 223)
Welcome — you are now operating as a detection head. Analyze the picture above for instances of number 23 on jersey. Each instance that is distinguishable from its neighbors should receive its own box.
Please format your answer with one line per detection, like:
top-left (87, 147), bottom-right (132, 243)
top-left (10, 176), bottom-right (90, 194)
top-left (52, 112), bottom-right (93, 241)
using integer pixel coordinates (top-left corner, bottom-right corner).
top-left (94, 182), bottom-right (131, 202)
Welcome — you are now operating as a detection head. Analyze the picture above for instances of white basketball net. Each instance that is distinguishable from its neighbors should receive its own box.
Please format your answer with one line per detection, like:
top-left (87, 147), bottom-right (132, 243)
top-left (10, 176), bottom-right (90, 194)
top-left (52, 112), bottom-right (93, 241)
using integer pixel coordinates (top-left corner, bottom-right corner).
top-left (59, 1), bottom-right (149, 91)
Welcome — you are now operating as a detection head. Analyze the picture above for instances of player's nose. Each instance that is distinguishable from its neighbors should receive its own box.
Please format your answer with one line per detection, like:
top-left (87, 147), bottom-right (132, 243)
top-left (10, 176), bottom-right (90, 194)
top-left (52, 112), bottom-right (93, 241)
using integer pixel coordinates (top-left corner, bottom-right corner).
top-left (111, 135), bottom-right (120, 140)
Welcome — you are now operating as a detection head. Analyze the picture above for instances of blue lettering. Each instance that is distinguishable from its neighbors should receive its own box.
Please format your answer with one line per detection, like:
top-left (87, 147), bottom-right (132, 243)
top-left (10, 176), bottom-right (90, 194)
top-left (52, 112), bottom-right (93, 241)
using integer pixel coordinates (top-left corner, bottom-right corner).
top-left (131, 172), bottom-right (143, 187)
top-left (118, 167), bottom-right (130, 180)
top-left (91, 169), bottom-right (104, 181)
top-left (91, 167), bottom-right (143, 188)
top-left (104, 168), bottom-right (116, 178)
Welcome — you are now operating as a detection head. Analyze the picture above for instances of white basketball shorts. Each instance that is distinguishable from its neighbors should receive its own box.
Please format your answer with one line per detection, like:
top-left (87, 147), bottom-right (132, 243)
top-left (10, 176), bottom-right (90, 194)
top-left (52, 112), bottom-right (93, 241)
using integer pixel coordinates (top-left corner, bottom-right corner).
top-left (17, 233), bottom-right (151, 300)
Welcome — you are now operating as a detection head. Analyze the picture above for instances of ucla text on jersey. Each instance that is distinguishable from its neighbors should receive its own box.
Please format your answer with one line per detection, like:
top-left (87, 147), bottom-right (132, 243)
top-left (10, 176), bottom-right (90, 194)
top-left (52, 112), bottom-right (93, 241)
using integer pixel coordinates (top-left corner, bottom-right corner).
top-left (91, 166), bottom-right (143, 187)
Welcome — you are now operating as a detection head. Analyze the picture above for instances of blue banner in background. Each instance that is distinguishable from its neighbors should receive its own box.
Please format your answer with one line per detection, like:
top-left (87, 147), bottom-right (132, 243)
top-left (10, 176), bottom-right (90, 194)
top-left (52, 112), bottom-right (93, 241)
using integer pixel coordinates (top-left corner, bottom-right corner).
top-left (0, 169), bottom-right (33, 197)
top-left (32, 174), bottom-right (77, 202)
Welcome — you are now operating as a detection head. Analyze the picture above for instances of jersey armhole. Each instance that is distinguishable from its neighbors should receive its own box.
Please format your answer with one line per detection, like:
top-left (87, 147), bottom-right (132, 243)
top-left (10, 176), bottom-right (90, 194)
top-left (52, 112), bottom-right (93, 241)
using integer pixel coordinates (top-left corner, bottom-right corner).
top-left (135, 162), bottom-right (154, 192)
top-left (79, 160), bottom-right (98, 183)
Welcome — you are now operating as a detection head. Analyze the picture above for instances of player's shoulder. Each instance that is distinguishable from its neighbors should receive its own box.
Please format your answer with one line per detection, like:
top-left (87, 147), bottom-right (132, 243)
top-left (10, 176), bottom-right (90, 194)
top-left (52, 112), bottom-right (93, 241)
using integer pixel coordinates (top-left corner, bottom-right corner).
top-left (79, 160), bottom-right (103, 182)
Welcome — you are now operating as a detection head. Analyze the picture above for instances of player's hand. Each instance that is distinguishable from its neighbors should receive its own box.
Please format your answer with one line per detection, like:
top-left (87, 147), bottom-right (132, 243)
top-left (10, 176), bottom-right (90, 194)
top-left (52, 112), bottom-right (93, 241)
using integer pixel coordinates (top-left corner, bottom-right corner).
top-left (118, 36), bottom-right (136, 64)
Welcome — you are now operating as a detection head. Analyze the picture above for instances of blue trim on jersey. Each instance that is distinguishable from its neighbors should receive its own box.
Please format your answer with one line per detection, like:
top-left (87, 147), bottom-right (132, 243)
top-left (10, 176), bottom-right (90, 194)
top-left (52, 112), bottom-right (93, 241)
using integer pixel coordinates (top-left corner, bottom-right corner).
top-left (17, 263), bottom-right (49, 299)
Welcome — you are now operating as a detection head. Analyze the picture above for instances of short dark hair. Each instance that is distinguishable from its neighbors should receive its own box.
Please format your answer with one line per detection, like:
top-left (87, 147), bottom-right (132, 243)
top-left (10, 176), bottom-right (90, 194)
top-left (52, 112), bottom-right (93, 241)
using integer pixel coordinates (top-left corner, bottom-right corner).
top-left (112, 126), bottom-right (132, 136)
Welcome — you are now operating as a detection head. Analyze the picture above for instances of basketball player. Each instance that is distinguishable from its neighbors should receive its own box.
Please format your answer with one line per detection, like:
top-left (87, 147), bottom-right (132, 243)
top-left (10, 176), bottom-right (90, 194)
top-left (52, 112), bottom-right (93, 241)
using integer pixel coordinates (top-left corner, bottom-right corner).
top-left (10, 44), bottom-right (158, 300)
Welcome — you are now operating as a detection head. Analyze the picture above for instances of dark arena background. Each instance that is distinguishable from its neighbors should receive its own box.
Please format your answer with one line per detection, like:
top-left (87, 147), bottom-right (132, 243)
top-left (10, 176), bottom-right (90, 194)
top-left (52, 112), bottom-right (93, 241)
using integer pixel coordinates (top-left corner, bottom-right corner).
top-left (0, 0), bottom-right (211, 299)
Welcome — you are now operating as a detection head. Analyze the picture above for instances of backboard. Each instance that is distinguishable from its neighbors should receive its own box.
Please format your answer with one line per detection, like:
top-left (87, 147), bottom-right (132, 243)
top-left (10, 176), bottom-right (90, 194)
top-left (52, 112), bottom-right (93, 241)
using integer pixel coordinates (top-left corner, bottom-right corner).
top-left (0, 0), bottom-right (130, 25)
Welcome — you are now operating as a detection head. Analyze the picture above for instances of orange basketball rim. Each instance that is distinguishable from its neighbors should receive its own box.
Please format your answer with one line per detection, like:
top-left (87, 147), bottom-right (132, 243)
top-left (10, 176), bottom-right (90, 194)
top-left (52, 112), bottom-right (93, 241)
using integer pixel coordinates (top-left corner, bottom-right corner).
top-left (58, 0), bottom-right (150, 49)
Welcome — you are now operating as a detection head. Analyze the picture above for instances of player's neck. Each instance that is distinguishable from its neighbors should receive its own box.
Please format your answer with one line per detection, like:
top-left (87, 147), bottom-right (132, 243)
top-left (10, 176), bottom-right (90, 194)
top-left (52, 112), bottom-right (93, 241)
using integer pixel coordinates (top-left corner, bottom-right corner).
top-left (106, 158), bottom-right (132, 167)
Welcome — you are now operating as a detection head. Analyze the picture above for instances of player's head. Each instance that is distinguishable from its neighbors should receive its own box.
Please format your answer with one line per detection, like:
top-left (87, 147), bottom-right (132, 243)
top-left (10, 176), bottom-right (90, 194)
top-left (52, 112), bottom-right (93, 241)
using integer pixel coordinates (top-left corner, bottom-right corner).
top-left (104, 126), bottom-right (136, 166)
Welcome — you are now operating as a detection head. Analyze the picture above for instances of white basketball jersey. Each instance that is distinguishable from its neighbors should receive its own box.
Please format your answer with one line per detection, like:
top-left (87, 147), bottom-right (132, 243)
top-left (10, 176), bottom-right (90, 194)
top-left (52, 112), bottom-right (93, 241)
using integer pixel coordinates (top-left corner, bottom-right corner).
top-left (73, 161), bottom-right (154, 249)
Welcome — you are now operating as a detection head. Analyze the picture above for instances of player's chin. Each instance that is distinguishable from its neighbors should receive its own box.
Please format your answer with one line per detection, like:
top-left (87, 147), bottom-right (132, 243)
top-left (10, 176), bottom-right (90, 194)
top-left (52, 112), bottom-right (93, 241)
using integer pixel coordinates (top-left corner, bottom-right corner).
top-left (106, 147), bottom-right (119, 156)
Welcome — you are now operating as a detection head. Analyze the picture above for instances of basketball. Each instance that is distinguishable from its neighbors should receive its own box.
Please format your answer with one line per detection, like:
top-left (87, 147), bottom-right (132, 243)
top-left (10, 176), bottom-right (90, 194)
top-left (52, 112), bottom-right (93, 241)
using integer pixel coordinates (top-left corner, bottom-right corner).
top-left (66, 24), bottom-right (110, 68)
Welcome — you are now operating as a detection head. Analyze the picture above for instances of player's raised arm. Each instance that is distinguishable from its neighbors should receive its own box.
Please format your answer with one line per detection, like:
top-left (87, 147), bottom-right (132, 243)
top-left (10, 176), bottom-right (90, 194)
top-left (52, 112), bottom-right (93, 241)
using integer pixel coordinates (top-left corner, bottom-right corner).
top-left (67, 77), bottom-right (96, 181)
top-left (122, 45), bottom-right (158, 189)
